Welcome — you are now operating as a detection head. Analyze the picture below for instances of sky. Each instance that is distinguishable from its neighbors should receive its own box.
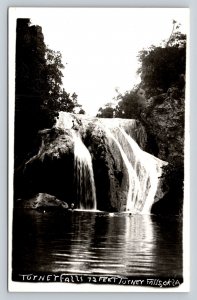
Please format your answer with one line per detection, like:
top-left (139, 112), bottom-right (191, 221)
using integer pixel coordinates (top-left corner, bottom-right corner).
top-left (12, 8), bottom-right (189, 116)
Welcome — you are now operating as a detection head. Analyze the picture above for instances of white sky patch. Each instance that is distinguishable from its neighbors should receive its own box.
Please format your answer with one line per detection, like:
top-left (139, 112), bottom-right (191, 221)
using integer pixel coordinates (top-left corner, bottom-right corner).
top-left (14, 8), bottom-right (188, 116)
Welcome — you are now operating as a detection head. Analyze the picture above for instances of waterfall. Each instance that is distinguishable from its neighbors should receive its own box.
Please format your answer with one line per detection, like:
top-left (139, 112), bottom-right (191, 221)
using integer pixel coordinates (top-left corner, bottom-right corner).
top-left (107, 125), bottom-right (165, 213)
top-left (55, 112), bottom-right (97, 210)
top-left (73, 132), bottom-right (97, 210)
top-left (120, 128), bottom-right (164, 213)
top-left (55, 111), bottom-right (74, 129)
top-left (104, 129), bottom-right (140, 212)
top-left (54, 112), bottom-right (166, 213)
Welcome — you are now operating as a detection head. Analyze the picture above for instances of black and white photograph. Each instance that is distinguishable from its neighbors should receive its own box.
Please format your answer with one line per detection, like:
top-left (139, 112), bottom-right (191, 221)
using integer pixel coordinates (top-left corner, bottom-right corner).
top-left (8, 7), bottom-right (189, 292)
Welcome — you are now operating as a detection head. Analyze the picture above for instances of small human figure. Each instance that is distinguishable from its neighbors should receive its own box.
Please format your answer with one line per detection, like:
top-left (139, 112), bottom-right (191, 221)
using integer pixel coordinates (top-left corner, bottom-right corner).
top-left (70, 203), bottom-right (75, 210)
top-left (72, 120), bottom-right (79, 131)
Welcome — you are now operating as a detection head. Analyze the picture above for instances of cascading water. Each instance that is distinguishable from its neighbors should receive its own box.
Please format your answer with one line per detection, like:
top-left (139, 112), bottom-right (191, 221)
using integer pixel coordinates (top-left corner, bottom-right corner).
top-left (73, 133), bottom-right (97, 210)
top-left (116, 127), bottom-right (165, 213)
top-left (99, 118), bottom-right (166, 213)
top-left (55, 112), bottom-right (166, 214)
top-left (103, 128), bottom-right (140, 212)
top-left (55, 112), bottom-right (97, 210)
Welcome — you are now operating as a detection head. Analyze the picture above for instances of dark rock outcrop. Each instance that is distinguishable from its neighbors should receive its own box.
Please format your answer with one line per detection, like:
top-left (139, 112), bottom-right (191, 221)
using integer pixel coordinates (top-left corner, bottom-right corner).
top-left (15, 127), bottom-right (75, 203)
top-left (15, 193), bottom-right (69, 211)
top-left (141, 88), bottom-right (184, 165)
top-left (139, 87), bottom-right (185, 215)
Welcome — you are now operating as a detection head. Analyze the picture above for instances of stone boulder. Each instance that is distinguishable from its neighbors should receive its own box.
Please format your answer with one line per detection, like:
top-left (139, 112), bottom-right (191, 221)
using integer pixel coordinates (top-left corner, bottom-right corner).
top-left (16, 193), bottom-right (69, 211)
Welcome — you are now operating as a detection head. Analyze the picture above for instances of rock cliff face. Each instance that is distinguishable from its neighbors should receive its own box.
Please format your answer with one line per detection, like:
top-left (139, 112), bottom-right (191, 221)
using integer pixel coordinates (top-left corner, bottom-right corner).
top-left (141, 88), bottom-right (185, 166)
top-left (14, 113), bottom-right (166, 213)
top-left (15, 127), bottom-right (75, 203)
top-left (140, 88), bottom-right (185, 215)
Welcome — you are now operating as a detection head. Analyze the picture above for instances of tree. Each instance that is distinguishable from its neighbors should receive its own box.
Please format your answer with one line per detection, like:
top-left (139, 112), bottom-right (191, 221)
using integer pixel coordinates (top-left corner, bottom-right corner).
top-left (58, 90), bottom-right (83, 113)
top-left (96, 88), bottom-right (147, 120)
top-left (97, 21), bottom-right (186, 120)
top-left (137, 22), bottom-right (186, 97)
top-left (115, 90), bottom-right (144, 119)
top-left (78, 108), bottom-right (85, 115)
top-left (96, 102), bottom-right (115, 118)
top-left (15, 19), bottom-right (49, 166)
top-left (15, 18), bottom-right (83, 167)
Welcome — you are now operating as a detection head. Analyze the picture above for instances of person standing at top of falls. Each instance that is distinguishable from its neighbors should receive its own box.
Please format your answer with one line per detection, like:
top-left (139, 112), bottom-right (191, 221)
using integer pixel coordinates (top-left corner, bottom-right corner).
top-left (72, 119), bottom-right (82, 131)
top-left (72, 119), bottom-right (79, 131)
top-left (72, 120), bottom-right (77, 130)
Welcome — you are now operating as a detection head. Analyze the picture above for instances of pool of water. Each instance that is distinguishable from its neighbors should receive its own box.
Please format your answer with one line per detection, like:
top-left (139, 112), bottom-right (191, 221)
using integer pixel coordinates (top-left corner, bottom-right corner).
top-left (12, 209), bottom-right (182, 279)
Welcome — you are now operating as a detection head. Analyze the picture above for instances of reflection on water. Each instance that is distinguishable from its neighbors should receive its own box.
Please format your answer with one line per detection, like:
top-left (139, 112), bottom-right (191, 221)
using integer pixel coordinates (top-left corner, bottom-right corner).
top-left (12, 209), bottom-right (182, 278)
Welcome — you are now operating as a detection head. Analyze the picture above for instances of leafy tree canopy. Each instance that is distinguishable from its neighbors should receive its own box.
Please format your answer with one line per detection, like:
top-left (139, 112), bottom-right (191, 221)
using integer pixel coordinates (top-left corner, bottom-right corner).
top-left (15, 18), bottom-right (85, 166)
top-left (115, 89), bottom-right (145, 119)
top-left (97, 20), bottom-right (186, 119)
top-left (96, 102), bottom-right (115, 118)
top-left (137, 21), bottom-right (186, 97)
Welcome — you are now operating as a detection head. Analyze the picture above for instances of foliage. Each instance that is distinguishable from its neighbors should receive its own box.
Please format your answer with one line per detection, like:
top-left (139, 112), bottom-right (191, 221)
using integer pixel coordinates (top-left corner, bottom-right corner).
top-left (96, 20), bottom-right (186, 118)
top-left (15, 18), bottom-right (84, 166)
top-left (114, 90), bottom-right (144, 119)
top-left (78, 108), bottom-right (86, 115)
top-left (137, 23), bottom-right (186, 97)
top-left (97, 89), bottom-right (146, 120)
top-left (58, 90), bottom-right (80, 112)
top-left (96, 102), bottom-right (114, 118)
